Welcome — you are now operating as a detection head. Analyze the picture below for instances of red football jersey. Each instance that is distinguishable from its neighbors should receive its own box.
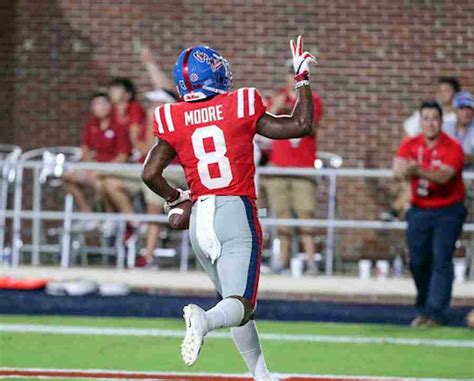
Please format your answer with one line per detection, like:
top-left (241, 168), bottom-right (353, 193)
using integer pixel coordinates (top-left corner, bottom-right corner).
top-left (268, 88), bottom-right (323, 167)
top-left (153, 88), bottom-right (266, 201)
top-left (397, 132), bottom-right (465, 208)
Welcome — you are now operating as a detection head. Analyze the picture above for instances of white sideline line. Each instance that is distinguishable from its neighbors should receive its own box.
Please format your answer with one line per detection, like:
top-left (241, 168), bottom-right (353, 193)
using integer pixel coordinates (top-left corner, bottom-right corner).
top-left (0, 367), bottom-right (461, 381)
top-left (0, 324), bottom-right (473, 349)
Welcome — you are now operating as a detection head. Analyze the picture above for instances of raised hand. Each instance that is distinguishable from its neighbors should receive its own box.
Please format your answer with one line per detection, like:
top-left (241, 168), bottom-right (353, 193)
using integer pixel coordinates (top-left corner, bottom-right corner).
top-left (290, 35), bottom-right (317, 78)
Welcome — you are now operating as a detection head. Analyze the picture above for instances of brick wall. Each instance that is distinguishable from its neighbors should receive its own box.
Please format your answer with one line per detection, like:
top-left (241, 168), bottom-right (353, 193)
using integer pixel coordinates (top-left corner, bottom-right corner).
top-left (0, 0), bottom-right (16, 144)
top-left (2, 0), bottom-right (474, 259)
top-left (5, 0), bottom-right (473, 158)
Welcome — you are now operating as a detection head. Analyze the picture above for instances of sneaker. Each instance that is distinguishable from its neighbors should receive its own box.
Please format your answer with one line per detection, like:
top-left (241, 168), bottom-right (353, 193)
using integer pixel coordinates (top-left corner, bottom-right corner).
top-left (379, 209), bottom-right (399, 222)
top-left (410, 315), bottom-right (428, 327)
top-left (423, 318), bottom-right (441, 327)
top-left (181, 304), bottom-right (208, 366)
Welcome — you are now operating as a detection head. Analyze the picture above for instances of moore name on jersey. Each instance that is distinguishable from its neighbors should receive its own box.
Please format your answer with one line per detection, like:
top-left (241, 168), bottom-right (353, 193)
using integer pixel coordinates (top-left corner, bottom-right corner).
top-left (185, 105), bottom-right (224, 126)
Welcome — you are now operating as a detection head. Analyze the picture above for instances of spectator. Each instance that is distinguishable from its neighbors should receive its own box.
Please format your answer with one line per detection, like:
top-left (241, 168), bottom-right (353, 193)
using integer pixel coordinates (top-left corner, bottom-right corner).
top-left (443, 91), bottom-right (474, 168)
top-left (103, 78), bottom-right (147, 241)
top-left (381, 77), bottom-right (461, 222)
top-left (63, 91), bottom-right (129, 216)
top-left (404, 77), bottom-right (460, 137)
top-left (108, 77), bottom-right (148, 161)
top-left (266, 61), bottom-right (323, 275)
top-left (394, 100), bottom-right (466, 327)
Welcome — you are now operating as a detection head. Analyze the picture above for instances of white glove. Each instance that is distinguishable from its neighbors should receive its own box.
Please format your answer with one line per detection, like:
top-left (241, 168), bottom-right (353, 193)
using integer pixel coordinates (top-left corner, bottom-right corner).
top-left (290, 35), bottom-right (317, 78)
top-left (163, 188), bottom-right (191, 214)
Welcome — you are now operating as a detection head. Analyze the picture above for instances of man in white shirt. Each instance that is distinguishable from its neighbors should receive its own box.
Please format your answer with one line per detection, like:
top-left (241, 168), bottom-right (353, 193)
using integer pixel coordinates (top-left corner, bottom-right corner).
top-left (403, 77), bottom-right (460, 136)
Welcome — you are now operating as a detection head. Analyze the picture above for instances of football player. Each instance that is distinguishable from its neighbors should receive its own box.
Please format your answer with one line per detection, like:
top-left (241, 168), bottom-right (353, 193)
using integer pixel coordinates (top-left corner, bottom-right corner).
top-left (142, 36), bottom-right (316, 380)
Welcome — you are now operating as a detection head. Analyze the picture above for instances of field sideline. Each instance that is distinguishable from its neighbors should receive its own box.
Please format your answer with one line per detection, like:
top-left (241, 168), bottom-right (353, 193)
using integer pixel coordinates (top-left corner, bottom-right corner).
top-left (0, 315), bottom-right (473, 380)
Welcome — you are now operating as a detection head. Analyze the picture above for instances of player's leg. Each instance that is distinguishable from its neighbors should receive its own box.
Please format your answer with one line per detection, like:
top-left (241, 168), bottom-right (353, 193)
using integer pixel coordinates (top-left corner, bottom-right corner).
top-left (182, 206), bottom-right (223, 366)
top-left (214, 196), bottom-right (271, 380)
top-left (232, 320), bottom-right (272, 381)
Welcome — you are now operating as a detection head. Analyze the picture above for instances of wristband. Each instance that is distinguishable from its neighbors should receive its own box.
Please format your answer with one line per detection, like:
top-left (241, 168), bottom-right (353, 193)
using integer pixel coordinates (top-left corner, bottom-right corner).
top-left (294, 71), bottom-right (310, 89)
top-left (294, 72), bottom-right (309, 82)
top-left (295, 80), bottom-right (310, 89)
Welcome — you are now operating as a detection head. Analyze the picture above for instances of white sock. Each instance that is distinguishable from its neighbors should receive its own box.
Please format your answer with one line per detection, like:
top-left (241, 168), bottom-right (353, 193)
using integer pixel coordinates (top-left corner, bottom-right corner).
top-left (231, 320), bottom-right (271, 380)
top-left (205, 298), bottom-right (245, 333)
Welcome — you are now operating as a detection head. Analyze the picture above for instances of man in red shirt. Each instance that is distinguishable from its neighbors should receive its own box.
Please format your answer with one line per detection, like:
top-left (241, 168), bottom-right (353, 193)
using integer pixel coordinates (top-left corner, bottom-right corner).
top-left (394, 100), bottom-right (466, 327)
top-left (266, 62), bottom-right (323, 275)
top-left (63, 92), bottom-right (129, 213)
top-left (142, 36), bottom-right (316, 378)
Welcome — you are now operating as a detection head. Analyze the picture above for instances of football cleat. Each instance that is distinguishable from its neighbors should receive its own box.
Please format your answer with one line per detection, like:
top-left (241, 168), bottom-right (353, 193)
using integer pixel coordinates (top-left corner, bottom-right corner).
top-left (173, 46), bottom-right (232, 102)
top-left (181, 304), bottom-right (208, 366)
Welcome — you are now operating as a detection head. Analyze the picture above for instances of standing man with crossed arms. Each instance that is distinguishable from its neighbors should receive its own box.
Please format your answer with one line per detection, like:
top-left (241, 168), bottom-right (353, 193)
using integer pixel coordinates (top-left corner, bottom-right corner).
top-left (394, 100), bottom-right (466, 327)
top-left (142, 36), bottom-right (316, 380)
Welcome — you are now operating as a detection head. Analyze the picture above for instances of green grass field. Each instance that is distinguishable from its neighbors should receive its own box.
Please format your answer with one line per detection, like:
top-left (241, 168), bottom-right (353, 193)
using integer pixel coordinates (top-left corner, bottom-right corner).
top-left (1, 314), bottom-right (473, 380)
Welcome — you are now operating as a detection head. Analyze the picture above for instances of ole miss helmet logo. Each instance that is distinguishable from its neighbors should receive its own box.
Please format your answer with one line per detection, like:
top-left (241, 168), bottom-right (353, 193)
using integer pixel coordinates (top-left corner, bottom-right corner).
top-left (193, 51), bottom-right (223, 73)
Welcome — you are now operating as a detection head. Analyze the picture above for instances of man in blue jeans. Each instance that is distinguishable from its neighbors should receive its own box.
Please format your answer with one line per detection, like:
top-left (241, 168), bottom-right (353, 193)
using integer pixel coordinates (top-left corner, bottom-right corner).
top-left (394, 100), bottom-right (466, 326)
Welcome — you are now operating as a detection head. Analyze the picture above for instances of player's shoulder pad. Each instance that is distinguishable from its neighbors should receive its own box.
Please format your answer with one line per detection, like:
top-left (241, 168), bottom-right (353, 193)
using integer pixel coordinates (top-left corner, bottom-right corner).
top-left (154, 102), bottom-right (177, 136)
top-left (232, 87), bottom-right (266, 120)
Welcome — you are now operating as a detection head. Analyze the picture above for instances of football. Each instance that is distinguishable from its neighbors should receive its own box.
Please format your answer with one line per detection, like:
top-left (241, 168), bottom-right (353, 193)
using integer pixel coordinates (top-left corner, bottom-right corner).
top-left (167, 200), bottom-right (193, 230)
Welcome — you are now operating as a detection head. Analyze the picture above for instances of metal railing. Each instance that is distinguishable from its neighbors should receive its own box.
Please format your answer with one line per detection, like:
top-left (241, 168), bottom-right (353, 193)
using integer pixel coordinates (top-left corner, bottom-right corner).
top-left (2, 159), bottom-right (474, 275)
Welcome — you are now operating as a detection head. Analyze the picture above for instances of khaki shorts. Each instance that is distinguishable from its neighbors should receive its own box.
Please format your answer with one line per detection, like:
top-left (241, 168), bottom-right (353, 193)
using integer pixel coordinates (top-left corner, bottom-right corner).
top-left (266, 176), bottom-right (316, 217)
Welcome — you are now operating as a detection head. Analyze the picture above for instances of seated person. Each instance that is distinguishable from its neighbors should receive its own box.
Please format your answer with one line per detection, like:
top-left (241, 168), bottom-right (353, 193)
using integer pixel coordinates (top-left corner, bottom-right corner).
top-left (102, 78), bottom-right (147, 241)
top-left (63, 91), bottom-right (129, 217)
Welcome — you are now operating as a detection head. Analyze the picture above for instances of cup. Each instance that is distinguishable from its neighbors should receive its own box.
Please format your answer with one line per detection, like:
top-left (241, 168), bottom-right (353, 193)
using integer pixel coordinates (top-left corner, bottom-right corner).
top-left (454, 258), bottom-right (466, 283)
top-left (375, 260), bottom-right (390, 279)
top-left (358, 259), bottom-right (372, 279)
top-left (290, 257), bottom-right (304, 278)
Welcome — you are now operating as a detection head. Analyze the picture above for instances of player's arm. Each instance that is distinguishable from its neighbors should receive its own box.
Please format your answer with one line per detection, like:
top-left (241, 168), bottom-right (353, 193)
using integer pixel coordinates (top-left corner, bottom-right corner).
top-left (142, 139), bottom-right (178, 202)
top-left (257, 85), bottom-right (314, 139)
top-left (257, 36), bottom-right (316, 139)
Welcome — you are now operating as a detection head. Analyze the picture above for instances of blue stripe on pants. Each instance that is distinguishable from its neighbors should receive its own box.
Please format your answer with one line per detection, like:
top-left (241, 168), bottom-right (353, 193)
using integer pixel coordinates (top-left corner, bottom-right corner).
top-left (240, 196), bottom-right (259, 304)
